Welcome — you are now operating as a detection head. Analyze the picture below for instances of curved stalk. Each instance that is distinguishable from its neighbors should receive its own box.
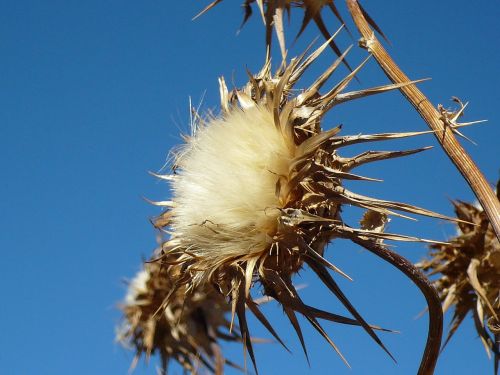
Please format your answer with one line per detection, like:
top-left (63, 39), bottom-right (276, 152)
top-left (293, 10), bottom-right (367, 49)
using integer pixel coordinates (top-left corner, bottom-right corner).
top-left (352, 237), bottom-right (443, 375)
top-left (346, 0), bottom-right (500, 241)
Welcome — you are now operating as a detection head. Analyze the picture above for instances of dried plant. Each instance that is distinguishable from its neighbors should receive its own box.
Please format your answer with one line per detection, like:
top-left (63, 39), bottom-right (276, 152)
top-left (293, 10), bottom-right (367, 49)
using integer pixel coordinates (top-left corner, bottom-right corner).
top-left (116, 2), bottom-right (500, 374)
top-left (117, 253), bottom-right (241, 374)
top-left (150, 36), bottom-right (458, 373)
top-left (418, 182), bottom-right (500, 374)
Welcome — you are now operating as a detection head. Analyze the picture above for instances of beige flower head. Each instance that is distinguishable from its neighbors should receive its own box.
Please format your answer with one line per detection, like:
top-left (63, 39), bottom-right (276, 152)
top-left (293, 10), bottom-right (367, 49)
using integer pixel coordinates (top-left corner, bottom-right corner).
top-left (152, 38), bottom-right (457, 371)
top-left (418, 183), bottom-right (500, 372)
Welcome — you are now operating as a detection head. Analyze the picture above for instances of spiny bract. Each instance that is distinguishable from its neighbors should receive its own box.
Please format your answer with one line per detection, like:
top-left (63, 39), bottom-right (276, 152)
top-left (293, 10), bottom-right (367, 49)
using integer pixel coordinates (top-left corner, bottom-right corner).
top-left (151, 37), bottom-right (457, 372)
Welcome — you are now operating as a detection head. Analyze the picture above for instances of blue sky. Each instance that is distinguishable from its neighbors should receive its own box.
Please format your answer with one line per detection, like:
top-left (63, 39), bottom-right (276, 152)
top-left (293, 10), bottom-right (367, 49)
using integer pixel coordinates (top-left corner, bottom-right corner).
top-left (1, 1), bottom-right (498, 374)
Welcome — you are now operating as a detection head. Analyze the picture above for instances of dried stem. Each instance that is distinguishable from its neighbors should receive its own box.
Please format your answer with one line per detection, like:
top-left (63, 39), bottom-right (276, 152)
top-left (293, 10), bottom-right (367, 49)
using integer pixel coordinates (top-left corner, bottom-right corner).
top-left (352, 237), bottom-right (443, 375)
top-left (346, 0), bottom-right (500, 242)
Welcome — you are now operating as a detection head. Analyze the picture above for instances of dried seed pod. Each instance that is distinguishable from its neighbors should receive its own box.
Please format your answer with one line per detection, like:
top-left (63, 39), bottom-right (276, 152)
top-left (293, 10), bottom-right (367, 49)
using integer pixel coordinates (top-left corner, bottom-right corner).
top-left (117, 254), bottom-right (240, 374)
top-left (418, 183), bottom-right (500, 373)
top-left (195, 0), bottom-right (386, 65)
top-left (152, 37), bottom-right (455, 372)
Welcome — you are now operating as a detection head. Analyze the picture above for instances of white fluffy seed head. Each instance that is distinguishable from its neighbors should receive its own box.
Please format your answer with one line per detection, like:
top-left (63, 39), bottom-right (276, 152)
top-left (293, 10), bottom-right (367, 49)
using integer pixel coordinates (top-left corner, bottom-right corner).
top-left (171, 105), bottom-right (296, 263)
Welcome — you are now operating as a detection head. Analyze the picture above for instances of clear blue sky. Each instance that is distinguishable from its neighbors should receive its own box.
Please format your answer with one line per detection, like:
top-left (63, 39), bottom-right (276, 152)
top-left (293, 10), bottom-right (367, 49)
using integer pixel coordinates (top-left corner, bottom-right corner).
top-left (1, 1), bottom-right (498, 374)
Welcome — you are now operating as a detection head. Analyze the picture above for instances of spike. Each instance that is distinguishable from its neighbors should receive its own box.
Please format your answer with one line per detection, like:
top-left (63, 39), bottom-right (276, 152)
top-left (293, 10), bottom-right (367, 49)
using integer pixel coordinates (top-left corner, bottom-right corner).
top-left (307, 261), bottom-right (396, 362)
top-left (340, 147), bottom-right (432, 171)
top-left (246, 297), bottom-right (290, 352)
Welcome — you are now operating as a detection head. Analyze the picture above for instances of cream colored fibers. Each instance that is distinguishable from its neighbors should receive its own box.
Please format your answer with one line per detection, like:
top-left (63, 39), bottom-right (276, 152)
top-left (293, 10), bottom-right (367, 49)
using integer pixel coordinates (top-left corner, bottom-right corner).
top-left (172, 106), bottom-right (295, 263)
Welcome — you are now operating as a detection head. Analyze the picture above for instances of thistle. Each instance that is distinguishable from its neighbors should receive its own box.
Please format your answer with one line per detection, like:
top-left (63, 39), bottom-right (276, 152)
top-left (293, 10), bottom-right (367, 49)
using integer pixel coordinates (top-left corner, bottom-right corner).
top-left (418, 182), bottom-right (500, 373)
top-left (117, 253), bottom-right (240, 374)
top-left (151, 36), bottom-right (458, 373)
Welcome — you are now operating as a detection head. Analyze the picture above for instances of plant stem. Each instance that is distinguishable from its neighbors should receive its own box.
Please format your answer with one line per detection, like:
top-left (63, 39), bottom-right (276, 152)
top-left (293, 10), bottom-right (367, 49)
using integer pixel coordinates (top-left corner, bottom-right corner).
top-left (352, 237), bottom-right (443, 375)
top-left (346, 0), bottom-right (500, 241)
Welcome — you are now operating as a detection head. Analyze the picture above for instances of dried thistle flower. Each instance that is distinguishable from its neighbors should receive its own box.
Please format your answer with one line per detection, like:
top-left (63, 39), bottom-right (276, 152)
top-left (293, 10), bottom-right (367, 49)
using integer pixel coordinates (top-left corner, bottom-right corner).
top-left (151, 36), bottom-right (457, 372)
top-left (196, 0), bottom-right (386, 67)
top-left (418, 182), bottom-right (500, 373)
top-left (117, 254), bottom-right (240, 374)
